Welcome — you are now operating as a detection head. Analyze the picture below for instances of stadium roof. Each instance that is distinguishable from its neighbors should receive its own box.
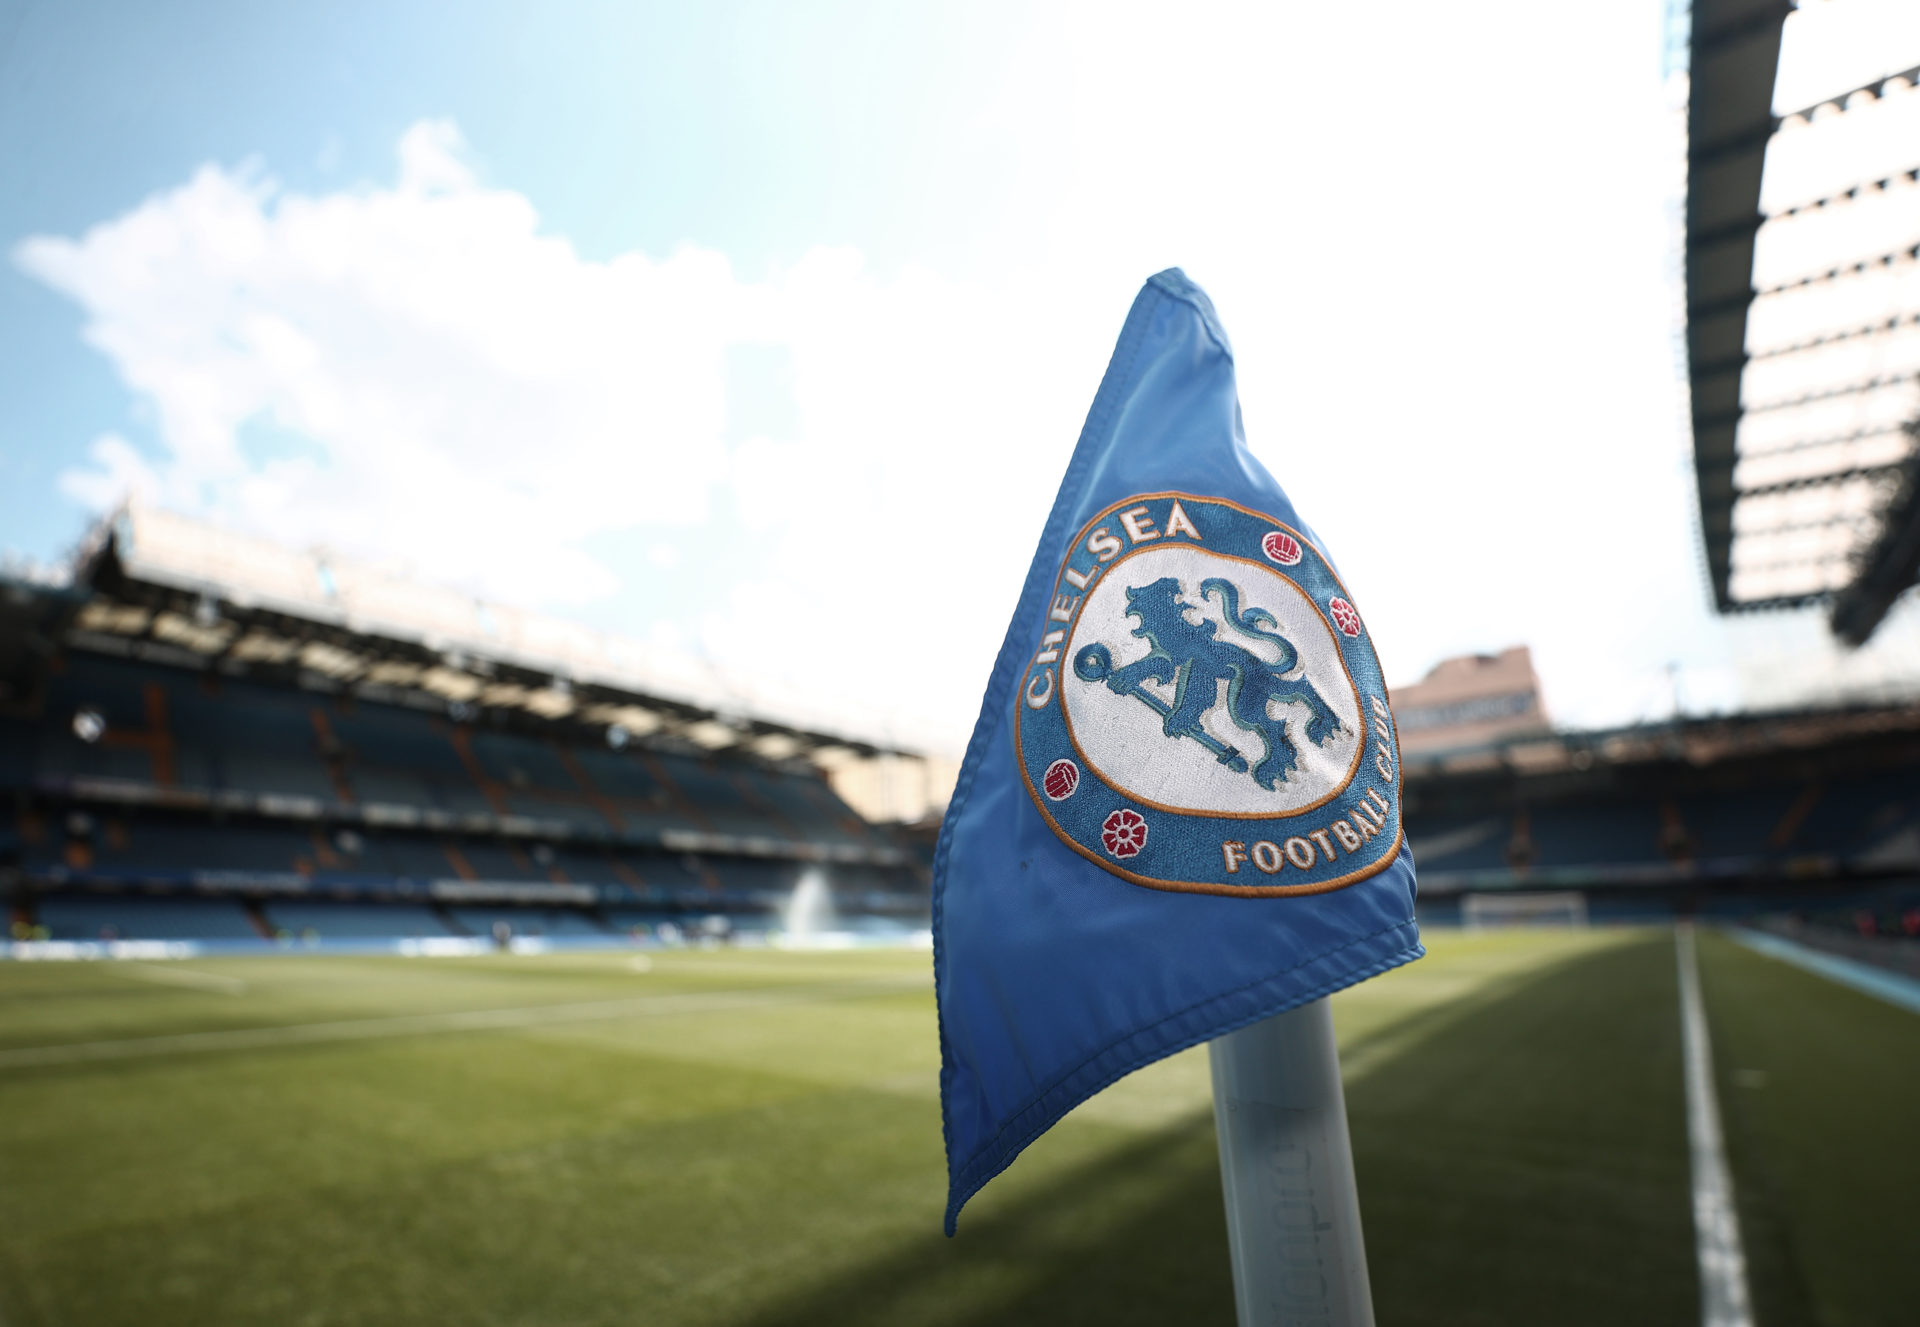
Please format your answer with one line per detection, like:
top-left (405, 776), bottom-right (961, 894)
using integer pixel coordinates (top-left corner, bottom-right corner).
top-left (1400, 692), bottom-right (1920, 786)
top-left (60, 504), bottom-right (929, 765)
top-left (1685, 0), bottom-right (1920, 639)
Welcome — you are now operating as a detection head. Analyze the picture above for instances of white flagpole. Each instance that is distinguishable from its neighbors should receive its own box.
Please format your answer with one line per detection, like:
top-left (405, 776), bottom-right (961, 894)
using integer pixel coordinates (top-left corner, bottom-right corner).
top-left (1210, 998), bottom-right (1376, 1327)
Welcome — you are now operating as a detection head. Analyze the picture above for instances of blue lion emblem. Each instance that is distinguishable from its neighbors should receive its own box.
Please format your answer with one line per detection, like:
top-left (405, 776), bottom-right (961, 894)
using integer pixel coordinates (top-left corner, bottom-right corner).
top-left (1073, 576), bottom-right (1341, 790)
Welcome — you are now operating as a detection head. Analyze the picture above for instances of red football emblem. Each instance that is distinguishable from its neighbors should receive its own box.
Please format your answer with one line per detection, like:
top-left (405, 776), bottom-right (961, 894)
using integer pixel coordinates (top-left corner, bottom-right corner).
top-left (1100, 808), bottom-right (1148, 859)
top-left (1328, 596), bottom-right (1363, 637)
top-left (1042, 759), bottom-right (1080, 801)
top-left (1262, 530), bottom-right (1303, 566)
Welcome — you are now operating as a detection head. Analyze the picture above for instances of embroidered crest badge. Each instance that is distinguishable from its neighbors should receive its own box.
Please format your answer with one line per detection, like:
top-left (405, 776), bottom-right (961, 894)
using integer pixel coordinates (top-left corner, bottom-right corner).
top-left (1015, 492), bottom-right (1403, 895)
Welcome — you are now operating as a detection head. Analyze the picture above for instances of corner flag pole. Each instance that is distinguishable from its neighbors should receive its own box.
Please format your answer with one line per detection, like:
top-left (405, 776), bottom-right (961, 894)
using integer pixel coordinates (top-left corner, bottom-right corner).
top-left (1210, 998), bottom-right (1375, 1326)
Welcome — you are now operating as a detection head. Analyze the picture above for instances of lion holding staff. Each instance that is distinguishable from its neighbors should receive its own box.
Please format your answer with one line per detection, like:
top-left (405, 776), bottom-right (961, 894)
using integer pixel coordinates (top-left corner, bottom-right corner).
top-left (1098, 576), bottom-right (1342, 790)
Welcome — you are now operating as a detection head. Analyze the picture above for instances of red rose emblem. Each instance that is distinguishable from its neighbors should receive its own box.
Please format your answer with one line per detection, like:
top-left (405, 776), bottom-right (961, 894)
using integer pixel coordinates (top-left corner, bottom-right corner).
top-left (1262, 530), bottom-right (1303, 566)
top-left (1100, 808), bottom-right (1148, 859)
top-left (1042, 759), bottom-right (1080, 801)
top-left (1328, 596), bottom-right (1362, 637)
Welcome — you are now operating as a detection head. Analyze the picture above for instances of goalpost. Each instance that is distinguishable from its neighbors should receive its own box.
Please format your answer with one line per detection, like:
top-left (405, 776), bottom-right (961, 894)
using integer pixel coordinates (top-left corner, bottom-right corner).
top-left (1461, 890), bottom-right (1589, 929)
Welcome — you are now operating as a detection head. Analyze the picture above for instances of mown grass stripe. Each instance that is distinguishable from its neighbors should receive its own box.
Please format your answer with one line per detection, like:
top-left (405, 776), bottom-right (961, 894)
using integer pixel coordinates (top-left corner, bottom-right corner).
top-left (0, 976), bottom-right (927, 1070)
top-left (1351, 930), bottom-right (1696, 1326)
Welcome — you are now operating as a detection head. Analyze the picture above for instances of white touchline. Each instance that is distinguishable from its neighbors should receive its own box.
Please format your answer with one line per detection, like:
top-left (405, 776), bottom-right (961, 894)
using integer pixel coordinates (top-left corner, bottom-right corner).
top-left (1676, 925), bottom-right (1754, 1327)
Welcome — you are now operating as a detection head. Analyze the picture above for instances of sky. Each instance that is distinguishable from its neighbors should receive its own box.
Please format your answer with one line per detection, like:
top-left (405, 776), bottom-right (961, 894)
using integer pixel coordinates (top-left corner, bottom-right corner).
top-left (4, 0), bottom-right (1920, 753)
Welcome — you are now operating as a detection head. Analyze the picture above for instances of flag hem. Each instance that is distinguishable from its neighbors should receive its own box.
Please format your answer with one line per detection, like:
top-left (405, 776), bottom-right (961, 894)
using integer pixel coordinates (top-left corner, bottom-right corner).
top-left (933, 270), bottom-right (1199, 1235)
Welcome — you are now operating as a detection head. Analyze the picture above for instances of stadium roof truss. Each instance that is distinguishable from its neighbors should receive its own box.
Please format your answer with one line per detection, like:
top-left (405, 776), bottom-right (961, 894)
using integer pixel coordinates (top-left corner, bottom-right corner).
top-left (1686, 0), bottom-right (1920, 641)
top-left (67, 534), bottom-right (902, 768)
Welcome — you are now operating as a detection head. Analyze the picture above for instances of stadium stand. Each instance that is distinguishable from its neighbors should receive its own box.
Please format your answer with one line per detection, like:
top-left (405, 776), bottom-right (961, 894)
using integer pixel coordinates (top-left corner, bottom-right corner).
top-left (260, 901), bottom-right (450, 941)
top-left (0, 511), bottom-right (934, 947)
top-left (9, 507), bottom-right (1918, 954)
top-left (37, 893), bottom-right (261, 942)
top-left (1401, 689), bottom-right (1920, 941)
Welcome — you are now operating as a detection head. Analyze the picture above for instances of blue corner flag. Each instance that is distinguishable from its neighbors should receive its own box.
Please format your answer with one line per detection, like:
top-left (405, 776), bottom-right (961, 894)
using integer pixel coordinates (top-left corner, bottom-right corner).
top-left (933, 269), bottom-right (1422, 1234)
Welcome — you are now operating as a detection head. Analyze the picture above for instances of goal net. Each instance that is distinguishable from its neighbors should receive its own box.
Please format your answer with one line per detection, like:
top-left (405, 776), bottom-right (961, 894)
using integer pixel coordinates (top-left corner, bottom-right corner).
top-left (1461, 890), bottom-right (1589, 929)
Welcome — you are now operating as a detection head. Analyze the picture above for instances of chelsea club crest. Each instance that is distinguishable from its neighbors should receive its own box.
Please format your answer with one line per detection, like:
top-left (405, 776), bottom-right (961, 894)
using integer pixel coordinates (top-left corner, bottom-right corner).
top-left (1015, 492), bottom-right (1404, 896)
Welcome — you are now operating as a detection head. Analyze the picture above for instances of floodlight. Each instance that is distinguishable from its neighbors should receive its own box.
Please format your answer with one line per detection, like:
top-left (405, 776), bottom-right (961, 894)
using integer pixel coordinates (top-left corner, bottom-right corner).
top-left (606, 724), bottom-right (631, 750)
top-left (71, 708), bottom-right (105, 743)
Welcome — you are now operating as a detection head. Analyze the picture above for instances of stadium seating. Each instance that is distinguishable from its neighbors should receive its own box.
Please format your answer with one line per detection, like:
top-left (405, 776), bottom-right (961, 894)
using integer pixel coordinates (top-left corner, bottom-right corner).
top-left (1404, 771), bottom-right (1920, 884)
top-left (1525, 804), bottom-right (1667, 869)
top-left (261, 902), bottom-right (451, 939)
top-left (9, 647), bottom-right (922, 940)
top-left (1671, 787), bottom-right (1802, 861)
top-left (42, 626), bottom-right (1920, 945)
top-left (566, 746), bottom-right (667, 801)
top-left (1404, 814), bottom-right (1510, 871)
top-left (37, 893), bottom-right (263, 941)
top-left (737, 766), bottom-right (871, 846)
top-left (14, 653), bottom-right (891, 842)
top-left (447, 907), bottom-right (609, 939)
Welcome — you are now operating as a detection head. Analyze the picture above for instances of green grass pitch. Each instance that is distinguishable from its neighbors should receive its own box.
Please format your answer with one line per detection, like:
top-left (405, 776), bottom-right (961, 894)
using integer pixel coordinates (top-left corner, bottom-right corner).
top-left (0, 928), bottom-right (1911, 1325)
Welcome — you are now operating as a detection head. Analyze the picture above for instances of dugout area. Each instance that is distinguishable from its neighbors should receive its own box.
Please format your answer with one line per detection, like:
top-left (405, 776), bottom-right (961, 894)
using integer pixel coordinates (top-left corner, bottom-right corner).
top-left (0, 929), bottom-right (1910, 1326)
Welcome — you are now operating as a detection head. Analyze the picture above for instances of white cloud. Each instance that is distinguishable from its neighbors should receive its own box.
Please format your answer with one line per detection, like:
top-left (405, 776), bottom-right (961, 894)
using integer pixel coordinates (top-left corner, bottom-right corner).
top-left (18, 120), bottom-right (758, 607)
top-left (15, 120), bottom-right (1097, 746)
top-left (26, 1), bottom-right (1920, 750)
top-left (57, 433), bottom-right (161, 511)
top-left (9, 98), bottom-right (1737, 748)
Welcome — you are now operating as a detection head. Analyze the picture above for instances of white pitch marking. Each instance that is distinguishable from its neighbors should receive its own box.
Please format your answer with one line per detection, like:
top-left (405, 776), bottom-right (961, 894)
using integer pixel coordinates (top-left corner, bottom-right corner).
top-left (114, 963), bottom-right (248, 995)
top-left (1676, 926), bottom-right (1754, 1327)
top-left (0, 976), bottom-right (925, 1072)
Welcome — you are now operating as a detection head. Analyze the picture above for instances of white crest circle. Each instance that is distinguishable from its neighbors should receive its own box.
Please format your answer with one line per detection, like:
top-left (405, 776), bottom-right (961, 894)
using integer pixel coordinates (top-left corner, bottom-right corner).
top-left (1062, 544), bottom-right (1362, 816)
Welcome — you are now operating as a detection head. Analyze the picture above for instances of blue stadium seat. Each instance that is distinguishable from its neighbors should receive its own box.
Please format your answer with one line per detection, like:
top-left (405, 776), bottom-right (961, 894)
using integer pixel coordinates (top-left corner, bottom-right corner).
top-left (468, 732), bottom-right (577, 793)
top-left (261, 902), bottom-right (453, 939)
top-left (1527, 804), bottom-right (1665, 868)
top-left (1795, 769), bottom-right (1920, 856)
top-left (739, 768), bottom-right (867, 846)
top-left (655, 756), bottom-right (784, 837)
top-left (551, 848), bottom-right (631, 886)
top-left (36, 731), bottom-right (157, 784)
top-left (706, 856), bottom-right (802, 901)
top-left (502, 793), bottom-right (613, 835)
top-left (36, 893), bottom-right (263, 940)
top-left (448, 907), bottom-right (609, 938)
top-left (331, 710), bottom-right (470, 779)
top-left (1675, 788), bottom-right (1800, 860)
top-left (43, 656), bottom-right (153, 733)
top-left (0, 716), bottom-right (39, 788)
top-left (453, 840), bottom-right (534, 879)
top-left (110, 817), bottom-right (308, 874)
top-left (361, 837), bottom-right (464, 879)
top-left (348, 767), bottom-right (439, 807)
top-left (1405, 814), bottom-right (1510, 871)
top-left (15, 650), bottom-right (923, 934)
top-left (569, 748), bottom-right (665, 800)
